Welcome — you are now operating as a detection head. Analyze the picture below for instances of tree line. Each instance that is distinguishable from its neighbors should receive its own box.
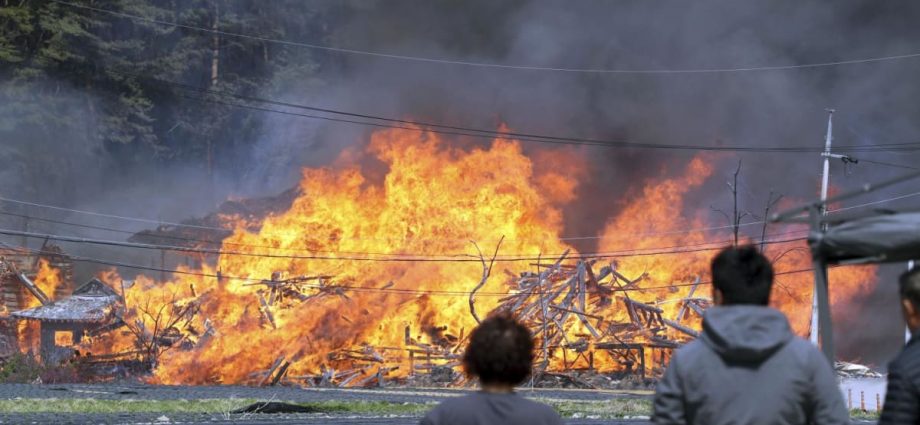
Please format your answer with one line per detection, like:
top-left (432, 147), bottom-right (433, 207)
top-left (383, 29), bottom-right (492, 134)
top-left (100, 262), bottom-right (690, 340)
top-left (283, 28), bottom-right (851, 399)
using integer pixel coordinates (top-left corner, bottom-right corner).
top-left (0, 0), bottom-right (334, 174)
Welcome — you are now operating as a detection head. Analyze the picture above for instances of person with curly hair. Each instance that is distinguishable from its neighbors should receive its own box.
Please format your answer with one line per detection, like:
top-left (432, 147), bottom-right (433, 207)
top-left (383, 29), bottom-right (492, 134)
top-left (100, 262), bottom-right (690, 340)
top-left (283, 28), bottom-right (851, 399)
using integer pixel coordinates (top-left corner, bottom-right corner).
top-left (420, 314), bottom-right (563, 425)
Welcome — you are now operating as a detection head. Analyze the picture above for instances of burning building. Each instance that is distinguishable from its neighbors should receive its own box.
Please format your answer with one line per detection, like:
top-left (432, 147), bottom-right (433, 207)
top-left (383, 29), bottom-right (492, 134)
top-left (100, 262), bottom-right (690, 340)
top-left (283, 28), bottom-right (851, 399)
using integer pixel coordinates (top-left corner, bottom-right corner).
top-left (12, 279), bottom-right (122, 365)
top-left (0, 246), bottom-right (75, 358)
top-left (16, 126), bottom-right (877, 387)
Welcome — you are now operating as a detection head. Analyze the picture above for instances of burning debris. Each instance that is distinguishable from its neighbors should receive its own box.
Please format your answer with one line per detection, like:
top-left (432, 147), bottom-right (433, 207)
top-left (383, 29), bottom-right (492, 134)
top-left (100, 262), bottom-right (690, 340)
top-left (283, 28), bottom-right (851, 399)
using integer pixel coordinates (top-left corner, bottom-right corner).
top-left (491, 252), bottom-right (704, 384)
top-left (0, 128), bottom-right (878, 387)
top-left (0, 246), bottom-right (75, 357)
top-left (12, 279), bottom-right (122, 365)
top-left (128, 188), bottom-right (301, 249)
top-left (138, 249), bottom-right (710, 389)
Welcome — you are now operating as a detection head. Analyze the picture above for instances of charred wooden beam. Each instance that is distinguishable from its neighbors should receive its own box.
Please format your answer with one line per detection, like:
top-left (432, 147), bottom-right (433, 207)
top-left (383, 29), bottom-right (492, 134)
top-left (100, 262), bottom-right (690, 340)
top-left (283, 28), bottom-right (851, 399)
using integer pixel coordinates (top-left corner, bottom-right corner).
top-left (662, 318), bottom-right (701, 338)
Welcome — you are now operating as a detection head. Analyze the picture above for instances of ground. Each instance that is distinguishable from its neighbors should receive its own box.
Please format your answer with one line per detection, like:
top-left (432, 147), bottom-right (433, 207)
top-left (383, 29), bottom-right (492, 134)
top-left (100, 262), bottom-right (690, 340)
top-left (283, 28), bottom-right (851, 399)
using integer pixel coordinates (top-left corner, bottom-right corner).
top-left (0, 384), bottom-right (878, 424)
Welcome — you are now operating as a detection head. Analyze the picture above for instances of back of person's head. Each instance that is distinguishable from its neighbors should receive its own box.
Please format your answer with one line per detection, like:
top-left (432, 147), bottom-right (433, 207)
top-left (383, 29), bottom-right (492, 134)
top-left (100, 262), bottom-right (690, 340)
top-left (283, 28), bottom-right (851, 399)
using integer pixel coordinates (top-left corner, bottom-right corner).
top-left (711, 245), bottom-right (774, 305)
top-left (900, 267), bottom-right (920, 307)
top-left (462, 313), bottom-right (534, 386)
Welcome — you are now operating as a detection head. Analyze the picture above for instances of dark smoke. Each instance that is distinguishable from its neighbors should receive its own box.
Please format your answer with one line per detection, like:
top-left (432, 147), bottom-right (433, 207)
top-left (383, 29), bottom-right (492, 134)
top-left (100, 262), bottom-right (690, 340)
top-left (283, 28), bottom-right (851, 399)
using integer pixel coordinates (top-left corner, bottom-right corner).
top-left (3, 0), bottom-right (919, 367)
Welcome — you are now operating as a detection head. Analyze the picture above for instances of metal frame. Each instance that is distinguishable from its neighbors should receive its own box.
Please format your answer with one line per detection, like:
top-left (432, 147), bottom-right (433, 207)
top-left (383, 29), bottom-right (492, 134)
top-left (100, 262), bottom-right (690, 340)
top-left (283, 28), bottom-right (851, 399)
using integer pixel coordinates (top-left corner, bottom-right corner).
top-left (772, 169), bottom-right (920, 364)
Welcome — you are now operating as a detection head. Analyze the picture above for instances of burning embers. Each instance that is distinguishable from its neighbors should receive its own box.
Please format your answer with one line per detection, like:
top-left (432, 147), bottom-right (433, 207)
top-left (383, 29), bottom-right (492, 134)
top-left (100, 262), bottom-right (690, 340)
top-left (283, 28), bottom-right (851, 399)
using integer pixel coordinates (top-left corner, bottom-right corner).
top-left (2, 126), bottom-right (880, 386)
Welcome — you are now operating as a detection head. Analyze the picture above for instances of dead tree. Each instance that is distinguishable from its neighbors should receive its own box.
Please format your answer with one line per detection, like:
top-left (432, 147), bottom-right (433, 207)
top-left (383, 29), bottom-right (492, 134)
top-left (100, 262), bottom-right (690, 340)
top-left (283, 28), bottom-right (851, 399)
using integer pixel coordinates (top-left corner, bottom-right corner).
top-left (469, 236), bottom-right (504, 324)
top-left (122, 292), bottom-right (201, 366)
top-left (712, 161), bottom-right (751, 246)
top-left (759, 191), bottom-right (783, 251)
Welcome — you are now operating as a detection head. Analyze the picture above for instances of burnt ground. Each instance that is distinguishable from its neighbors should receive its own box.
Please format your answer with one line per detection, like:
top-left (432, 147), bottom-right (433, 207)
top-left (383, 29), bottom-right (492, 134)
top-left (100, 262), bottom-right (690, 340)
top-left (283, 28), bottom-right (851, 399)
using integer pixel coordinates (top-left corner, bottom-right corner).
top-left (0, 384), bottom-right (876, 424)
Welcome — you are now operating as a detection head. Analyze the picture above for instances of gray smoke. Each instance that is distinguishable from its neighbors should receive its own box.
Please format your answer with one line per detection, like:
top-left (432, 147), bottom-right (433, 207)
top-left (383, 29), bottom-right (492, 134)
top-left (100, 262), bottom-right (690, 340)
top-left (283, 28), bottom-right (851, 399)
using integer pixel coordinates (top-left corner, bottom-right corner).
top-left (3, 0), bottom-right (919, 367)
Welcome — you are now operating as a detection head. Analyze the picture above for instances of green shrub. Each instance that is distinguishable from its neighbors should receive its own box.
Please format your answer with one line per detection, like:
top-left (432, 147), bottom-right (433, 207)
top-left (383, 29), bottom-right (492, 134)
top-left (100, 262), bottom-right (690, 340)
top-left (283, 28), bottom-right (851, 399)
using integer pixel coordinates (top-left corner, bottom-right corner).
top-left (0, 352), bottom-right (42, 383)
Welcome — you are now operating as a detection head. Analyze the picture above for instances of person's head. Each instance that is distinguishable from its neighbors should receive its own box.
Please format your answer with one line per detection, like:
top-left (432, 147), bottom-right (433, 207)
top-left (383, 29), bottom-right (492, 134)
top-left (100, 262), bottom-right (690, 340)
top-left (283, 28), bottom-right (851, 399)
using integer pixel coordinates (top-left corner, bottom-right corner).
top-left (710, 245), bottom-right (775, 306)
top-left (899, 267), bottom-right (920, 333)
top-left (462, 313), bottom-right (534, 388)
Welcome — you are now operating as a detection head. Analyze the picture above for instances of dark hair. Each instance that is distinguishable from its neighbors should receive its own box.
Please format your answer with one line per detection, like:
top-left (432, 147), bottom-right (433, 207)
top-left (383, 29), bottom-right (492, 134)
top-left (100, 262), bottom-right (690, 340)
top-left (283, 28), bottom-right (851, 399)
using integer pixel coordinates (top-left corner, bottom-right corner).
top-left (711, 245), bottom-right (775, 305)
top-left (899, 267), bottom-right (920, 308)
top-left (462, 314), bottom-right (534, 386)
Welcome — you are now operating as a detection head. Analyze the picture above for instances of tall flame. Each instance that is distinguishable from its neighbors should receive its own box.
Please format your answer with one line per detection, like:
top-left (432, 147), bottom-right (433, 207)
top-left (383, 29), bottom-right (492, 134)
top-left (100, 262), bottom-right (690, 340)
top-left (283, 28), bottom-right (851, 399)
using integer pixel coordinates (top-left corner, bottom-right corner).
top-left (76, 126), bottom-right (876, 384)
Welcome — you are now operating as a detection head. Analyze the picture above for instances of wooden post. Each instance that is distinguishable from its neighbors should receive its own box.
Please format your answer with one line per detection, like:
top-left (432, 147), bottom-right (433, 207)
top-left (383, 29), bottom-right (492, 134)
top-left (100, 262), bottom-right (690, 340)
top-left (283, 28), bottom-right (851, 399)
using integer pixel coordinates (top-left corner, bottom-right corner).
top-left (405, 326), bottom-right (414, 377)
top-left (860, 391), bottom-right (865, 411)
top-left (539, 273), bottom-right (549, 372)
top-left (639, 346), bottom-right (646, 379)
top-left (847, 388), bottom-right (852, 409)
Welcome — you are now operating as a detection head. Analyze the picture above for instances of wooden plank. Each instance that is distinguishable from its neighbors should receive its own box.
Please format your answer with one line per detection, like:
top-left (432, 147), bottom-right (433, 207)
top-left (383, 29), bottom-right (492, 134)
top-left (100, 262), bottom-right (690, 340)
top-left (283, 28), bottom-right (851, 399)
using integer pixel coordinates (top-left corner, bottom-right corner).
top-left (662, 318), bottom-right (700, 338)
top-left (675, 276), bottom-right (701, 322)
top-left (258, 356), bottom-right (285, 386)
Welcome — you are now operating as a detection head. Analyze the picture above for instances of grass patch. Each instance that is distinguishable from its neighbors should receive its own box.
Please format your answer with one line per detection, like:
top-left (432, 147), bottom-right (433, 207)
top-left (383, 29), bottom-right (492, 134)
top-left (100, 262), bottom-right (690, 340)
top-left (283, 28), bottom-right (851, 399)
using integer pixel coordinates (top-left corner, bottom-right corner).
top-left (0, 398), bottom-right (260, 414)
top-left (549, 398), bottom-right (652, 418)
top-left (849, 409), bottom-right (880, 421)
top-left (0, 398), bottom-right (433, 415)
top-left (0, 397), bottom-right (647, 419)
top-left (0, 397), bottom-right (874, 421)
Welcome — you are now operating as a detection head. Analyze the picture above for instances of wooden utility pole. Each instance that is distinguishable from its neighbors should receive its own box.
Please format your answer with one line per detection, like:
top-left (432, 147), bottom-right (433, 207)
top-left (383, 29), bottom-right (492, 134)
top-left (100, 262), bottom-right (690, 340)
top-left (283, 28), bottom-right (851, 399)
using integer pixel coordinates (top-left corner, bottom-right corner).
top-left (210, 0), bottom-right (220, 87)
top-left (207, 0), bottom-right (221, 178)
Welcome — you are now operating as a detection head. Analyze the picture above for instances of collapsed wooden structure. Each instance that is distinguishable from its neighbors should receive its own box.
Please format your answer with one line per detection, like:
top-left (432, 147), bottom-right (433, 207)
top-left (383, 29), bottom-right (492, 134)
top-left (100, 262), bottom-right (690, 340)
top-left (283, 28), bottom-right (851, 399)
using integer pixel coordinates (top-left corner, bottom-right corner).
top-left (0, 241), bottom-right (711, 387)
top-left (238, 251), bottom-right (710, 388)
top-left (491, 251), bottom-right (706, 383)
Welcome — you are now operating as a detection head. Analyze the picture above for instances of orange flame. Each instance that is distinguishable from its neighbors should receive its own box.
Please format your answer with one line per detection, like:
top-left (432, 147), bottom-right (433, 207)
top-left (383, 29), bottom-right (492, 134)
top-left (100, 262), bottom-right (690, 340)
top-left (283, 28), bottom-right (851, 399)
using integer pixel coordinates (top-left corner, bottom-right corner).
top-left (85, 126), bottom-right (877, 384)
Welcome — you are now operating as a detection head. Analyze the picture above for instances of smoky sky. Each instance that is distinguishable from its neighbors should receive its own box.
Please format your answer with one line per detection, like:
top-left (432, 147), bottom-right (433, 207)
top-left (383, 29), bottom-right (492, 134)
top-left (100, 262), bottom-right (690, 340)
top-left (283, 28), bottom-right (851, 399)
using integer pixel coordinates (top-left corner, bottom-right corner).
top-left (3, 0), bottom-right (920, 366)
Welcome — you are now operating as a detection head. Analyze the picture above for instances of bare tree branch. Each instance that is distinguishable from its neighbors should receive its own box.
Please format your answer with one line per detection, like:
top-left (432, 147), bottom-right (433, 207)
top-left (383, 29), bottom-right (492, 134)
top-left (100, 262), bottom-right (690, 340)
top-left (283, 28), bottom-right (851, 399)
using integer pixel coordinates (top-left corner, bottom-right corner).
top-left (760, 191), bottom-right (784, 251)
top-left (469, 235), bottom-right (505, 324)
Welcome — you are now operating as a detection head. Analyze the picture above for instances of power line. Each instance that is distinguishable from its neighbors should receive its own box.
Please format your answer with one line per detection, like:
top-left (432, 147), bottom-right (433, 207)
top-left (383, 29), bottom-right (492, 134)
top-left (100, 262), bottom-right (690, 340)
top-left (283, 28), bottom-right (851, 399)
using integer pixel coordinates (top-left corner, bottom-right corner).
top-left (0, 208), bottom-right (814, 258)
top-left (0, 196), bottom-right (226, 232)
top-left (0, 195), bottom-right (778, 242)
top-left (828, 190), bottom-right (920, 213)
top-left (6, 182), bottom-right (919, 244)
top-left (156, 71), bottom-right (920, 154)
top-left (14, 58), bottom-right (917, 153)
top-left (54, 0), bottom-right (920, 75)
top-left (2, 241), bottom-right (826, 297)
top-left (858, 158), bottom-right (920, 171)
top-left (0, 227), bottom-right (809, 262)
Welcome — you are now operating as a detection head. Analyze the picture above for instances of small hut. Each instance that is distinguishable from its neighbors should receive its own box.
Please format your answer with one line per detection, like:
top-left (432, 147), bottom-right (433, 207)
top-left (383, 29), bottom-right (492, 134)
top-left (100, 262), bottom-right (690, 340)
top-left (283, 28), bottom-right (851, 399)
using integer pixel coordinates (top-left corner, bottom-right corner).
top-left (12, 279), bottom-right (122, 364)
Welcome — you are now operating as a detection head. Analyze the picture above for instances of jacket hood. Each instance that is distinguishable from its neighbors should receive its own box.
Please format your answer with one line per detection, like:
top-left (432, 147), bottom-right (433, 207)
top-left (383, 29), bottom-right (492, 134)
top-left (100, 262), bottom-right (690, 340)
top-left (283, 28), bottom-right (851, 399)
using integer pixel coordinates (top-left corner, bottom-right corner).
top-left (700, 306), bottom-right (793, 363)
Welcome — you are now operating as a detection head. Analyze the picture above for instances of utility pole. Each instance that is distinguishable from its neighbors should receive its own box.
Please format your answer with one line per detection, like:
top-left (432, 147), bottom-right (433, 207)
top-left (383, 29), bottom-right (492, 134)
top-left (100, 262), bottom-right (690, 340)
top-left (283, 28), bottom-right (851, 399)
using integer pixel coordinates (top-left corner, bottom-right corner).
top-left (811, 109), bottom-right (849, 347)
top-left (810, 111), bottom-right (835, 345)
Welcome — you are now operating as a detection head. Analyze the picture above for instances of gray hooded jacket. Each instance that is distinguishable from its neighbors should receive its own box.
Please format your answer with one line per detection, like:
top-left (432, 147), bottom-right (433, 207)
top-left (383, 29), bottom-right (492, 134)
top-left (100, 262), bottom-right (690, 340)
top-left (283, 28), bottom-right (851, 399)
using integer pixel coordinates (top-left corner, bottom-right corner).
top-left (652, 306), bottom-right (848, 425)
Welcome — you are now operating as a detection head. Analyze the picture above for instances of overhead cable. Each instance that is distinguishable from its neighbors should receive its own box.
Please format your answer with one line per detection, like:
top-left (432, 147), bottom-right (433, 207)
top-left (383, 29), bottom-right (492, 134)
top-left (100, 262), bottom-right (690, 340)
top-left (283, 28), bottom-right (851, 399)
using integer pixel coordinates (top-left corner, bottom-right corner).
top-left (55, 0), bottom-right (920, 75)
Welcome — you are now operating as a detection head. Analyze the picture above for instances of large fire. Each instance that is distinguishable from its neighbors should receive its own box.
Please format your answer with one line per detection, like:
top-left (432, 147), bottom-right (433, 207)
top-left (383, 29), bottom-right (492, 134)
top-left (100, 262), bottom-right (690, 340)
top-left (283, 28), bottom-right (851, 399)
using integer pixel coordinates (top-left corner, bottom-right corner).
top-left (17, 258), bottom-right (68, 353)
top-left (77, 126), bottom-right (875, 384)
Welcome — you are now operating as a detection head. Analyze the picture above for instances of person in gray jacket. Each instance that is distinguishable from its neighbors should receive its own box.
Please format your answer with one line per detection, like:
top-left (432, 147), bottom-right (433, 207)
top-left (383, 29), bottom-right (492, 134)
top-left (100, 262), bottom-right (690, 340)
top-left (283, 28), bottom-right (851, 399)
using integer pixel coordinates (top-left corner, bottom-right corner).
top-left (653, 245), bottom-right (848, 425)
